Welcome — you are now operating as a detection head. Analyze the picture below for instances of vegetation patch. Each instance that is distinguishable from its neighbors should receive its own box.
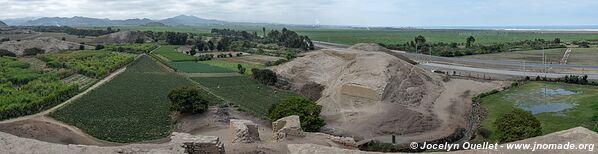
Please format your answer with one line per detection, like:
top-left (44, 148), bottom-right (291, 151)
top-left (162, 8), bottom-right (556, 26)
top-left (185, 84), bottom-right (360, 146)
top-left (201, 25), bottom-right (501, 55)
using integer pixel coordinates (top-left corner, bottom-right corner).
top-left (479, 81), bottom-right (598, 142)
top-left (168, 61), bottom-right (234, 73)
top-left (0, 57), bottom-right (78, 120)
top-left (153, 45), bottom-right (197, 62)
top-left (267, 96), bottom-right (325, 132)
top-left (50, 56), bottom-right (222, 143)
top-left (37, 51), bottom-right (134, 78)
top-left (199, 60), bottom-right (263, 75)
top-left (191, 76), bottom-right (298, 117)
top-left (101, 43), bottom-right (159, 54)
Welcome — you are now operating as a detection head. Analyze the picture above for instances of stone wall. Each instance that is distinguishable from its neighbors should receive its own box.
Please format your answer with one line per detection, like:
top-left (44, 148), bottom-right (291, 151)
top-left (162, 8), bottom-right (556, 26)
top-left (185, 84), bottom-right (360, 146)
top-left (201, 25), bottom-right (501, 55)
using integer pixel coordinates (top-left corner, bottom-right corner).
top-left (229, 119), bottom-right (260, 143)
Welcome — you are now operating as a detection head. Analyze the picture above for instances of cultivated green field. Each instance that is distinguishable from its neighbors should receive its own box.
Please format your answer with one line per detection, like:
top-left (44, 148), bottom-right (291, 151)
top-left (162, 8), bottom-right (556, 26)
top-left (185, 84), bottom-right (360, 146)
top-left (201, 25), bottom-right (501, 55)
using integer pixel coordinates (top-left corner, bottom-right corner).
top-left (168, 61), bottom-right (234, 73)
top-left (199, 60), bottom-right (264, 76)
top-left (464, 48), bottom-right (567, 64)
top-left (153, 45), bottom-right (197, 62)
top-left (50, 55), bottom-right (222, 143)
top-left (464, 48), bottom-right (598, 66)
top-left (479, 82), bottom-right (598, 142)
top-left (101, 26), bottom-right (598, 45)
top-left (192, 76), bottom-right (298, 117)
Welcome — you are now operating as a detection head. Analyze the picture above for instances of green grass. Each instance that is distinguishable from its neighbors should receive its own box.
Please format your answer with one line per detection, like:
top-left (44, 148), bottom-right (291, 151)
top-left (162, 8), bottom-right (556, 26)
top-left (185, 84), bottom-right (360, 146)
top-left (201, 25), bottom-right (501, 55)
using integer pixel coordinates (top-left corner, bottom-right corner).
top-left (479, 82), bottom-right (598, 141)
top-left (50, 55), bottom-right (222, 143)
top-left (295, 29), bottom-right (598, 45)
top-left (191, 76), bottom-right (298, 117)
top-left (168, 61), bottom-right (234, 73)
top-left (199, 60), bottom-right (264, 76)
top-left (153, 45), bottom-right (197, 62)
top-left (464, 48), bottom-right (598, 66)
top-left (93, 26), bottom-right (598, 46)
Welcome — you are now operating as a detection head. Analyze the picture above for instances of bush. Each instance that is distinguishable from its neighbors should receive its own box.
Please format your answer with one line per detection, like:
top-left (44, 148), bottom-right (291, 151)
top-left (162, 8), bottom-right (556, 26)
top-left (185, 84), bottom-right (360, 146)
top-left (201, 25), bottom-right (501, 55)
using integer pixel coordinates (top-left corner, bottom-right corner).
top-left (168, 86), bottom-right (209, 114)
top-left (95, 45), bottom-right (105, 50)
top-left (23, 48), bottom-right (45, 56)
top-left (251, 68), bottom-right (277, 86)
top-left (268, 97), bottom-right (325, 132)
top-left (0, 49), bottom-right (16, 57)
top-left (494, 109), bottom-right (542, 143)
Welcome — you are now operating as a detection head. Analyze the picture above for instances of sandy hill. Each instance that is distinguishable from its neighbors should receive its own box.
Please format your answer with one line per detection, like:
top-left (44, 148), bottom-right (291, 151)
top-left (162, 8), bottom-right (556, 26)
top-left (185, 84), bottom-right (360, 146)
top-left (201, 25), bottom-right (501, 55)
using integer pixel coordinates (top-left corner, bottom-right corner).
top-left (349, 43), bottom-right (417, 65)
top-left (92, 31), bottom-right (152, 44)
top-left (276, 46), bottom-right (445, 139)
top-left (0, 37), bottom-right (81, 56)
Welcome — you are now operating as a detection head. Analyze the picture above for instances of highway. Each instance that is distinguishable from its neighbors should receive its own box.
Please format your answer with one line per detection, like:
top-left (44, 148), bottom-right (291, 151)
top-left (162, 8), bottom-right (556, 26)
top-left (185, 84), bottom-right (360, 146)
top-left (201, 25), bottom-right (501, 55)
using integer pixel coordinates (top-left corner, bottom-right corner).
top-left (313, 41), bottom-right (598, 80)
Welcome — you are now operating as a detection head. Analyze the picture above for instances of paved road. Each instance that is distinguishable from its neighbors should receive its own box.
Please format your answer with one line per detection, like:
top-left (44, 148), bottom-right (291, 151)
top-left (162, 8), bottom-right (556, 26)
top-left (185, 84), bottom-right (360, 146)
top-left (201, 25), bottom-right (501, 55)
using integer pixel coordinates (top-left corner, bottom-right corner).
top-left (313, 41), bottom-right (598, 80)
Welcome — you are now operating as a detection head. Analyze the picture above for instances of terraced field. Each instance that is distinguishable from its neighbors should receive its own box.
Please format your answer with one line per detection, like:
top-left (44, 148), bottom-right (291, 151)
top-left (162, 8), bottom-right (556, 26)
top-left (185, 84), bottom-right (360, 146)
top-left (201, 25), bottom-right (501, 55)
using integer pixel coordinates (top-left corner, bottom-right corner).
top-left (192, 76), bottom-right (298, 117)
top-left (49, 55), bottom-right (222, 143)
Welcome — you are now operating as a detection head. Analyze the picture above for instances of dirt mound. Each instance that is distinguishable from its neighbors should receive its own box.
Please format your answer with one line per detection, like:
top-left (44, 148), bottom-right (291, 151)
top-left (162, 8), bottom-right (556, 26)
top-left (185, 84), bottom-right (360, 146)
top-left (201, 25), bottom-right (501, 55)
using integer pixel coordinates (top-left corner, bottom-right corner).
top-left (0, 37), bottom-right (81, 56)
top-left (276, 48), bottom-right (444, 139)
top-left (92, 31), bottom-right (152, 44)
top-left (349, 43), bottom-right (417, 65)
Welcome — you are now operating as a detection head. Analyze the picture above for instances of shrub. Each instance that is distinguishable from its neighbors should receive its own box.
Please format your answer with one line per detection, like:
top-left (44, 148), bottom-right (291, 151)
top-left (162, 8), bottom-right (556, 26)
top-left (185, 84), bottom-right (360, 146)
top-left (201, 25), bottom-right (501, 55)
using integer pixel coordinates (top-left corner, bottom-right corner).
top-left (168, 86), bottom-right (209, 114)
top-left (251, 68), bottom-right (277, 86)
top-left (494, 109), bottom-right (542, 143)
top-left (95, 45), bottom-right (105, 50)
top-left (23, 48), bottom-right (45, 56)
top-left (267, 96), bottom-right (325, 132)
top-left (0, 49), bottom-right (16, 57)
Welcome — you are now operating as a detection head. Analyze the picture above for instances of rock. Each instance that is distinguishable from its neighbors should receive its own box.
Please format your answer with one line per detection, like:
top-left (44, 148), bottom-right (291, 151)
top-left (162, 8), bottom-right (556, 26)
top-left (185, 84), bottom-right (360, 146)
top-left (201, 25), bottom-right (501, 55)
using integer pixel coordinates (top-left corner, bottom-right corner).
top-left (272, 115), bottom-right (304, 140)
top-left (229, 119), bottom-right (260, 143)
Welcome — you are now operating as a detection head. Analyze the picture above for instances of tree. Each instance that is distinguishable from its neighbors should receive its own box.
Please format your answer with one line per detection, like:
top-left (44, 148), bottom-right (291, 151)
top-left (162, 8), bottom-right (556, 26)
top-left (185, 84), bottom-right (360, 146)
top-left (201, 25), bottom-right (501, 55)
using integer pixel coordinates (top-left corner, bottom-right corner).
top-left (61, 37), bottom-right (66, 41)
top-left (237, 64), bottom-right (246, 74)
top-left (207, 40), bottom-right (215, 51)
top-left (268, 96), bottom-right (325, 132)
top-left (168, 86), bottom-right (209, 114)
top-left (553, 38), bottom-right (561, 44)
top-left (466, 36), bottom-right (476, 47)
top-left (415, 35), bottom-right (426, 52)
top-left (251, 68), bottom-right (277, 86)
top-left (79, 44), bottom-right (85, 50)
top-left (494, 109), bottom-right (542, 143)
top-left (262, 27), bottom-right (266, 38)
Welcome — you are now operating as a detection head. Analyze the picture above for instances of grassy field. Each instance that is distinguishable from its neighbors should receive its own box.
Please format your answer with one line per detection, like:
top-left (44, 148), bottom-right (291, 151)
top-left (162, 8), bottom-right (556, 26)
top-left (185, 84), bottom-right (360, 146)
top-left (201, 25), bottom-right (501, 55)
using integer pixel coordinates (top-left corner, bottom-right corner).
top-left (153, 45), bottom-right (197, 62)
top-left (464, 48), bottom-right (598, 65)
top-left (463, 48), bottom-right (567, 64)
top-left (192, 76), bottom-right (298, 117)
top-left (37, 51), bottom-right (134, 78)
top-left (199, 60), bottom-right (264, 76)
top-left (50, 55), bottom-right (222, 143)
top-left (168, 61), bottom-right (234, 73)
top-left (479, 82), bottom-right (598, 141)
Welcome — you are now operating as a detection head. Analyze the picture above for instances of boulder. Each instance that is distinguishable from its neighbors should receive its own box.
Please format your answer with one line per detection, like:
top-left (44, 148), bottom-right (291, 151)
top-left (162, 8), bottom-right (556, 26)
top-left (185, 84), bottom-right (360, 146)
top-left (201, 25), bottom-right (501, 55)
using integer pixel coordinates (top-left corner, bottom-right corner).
top-left (229, 119), bottom-right (260, 143)
top-left (272, 115), bottom-right (304, 140)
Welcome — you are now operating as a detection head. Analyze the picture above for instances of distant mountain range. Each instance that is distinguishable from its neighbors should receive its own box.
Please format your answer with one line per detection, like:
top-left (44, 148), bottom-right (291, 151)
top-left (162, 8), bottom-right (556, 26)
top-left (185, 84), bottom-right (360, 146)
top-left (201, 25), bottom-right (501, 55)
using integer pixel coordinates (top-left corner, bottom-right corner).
top-left (2, 15), bottom-right (229, 27)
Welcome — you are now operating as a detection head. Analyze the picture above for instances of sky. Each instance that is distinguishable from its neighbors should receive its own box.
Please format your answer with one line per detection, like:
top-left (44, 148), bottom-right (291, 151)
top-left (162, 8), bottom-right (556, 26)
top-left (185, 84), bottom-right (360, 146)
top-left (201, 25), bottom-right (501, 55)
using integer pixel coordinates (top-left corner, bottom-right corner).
top-left (1, 0), bottom-right (597, 27)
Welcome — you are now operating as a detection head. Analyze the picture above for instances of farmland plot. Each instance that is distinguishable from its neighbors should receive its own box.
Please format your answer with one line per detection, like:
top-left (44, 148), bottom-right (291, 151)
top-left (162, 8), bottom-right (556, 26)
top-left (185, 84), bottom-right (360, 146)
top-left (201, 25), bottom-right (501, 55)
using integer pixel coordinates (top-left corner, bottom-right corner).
top-left (153, 45), bottom-right (197, 62)
top-left (192, 76), bottom-right (298, 117)
top-left (50, 55), bottom-right (222, 143)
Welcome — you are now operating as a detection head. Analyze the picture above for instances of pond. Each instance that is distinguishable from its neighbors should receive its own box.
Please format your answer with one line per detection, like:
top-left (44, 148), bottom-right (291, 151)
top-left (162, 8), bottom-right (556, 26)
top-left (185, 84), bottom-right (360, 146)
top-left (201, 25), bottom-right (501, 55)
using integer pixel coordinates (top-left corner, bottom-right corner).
top-left (514, 88), bottom-right (578, 114)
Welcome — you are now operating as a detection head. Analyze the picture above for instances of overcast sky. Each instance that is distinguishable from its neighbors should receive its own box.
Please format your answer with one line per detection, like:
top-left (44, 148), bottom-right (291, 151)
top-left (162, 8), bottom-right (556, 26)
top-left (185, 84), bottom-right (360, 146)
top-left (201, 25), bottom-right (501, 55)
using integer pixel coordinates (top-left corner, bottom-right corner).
top-left (1, 0), bottom-right (597, 27)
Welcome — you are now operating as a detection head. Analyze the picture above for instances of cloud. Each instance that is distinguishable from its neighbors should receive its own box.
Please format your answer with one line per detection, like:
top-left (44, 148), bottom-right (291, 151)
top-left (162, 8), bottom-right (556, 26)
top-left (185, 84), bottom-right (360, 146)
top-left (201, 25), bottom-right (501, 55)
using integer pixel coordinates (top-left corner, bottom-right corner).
top-left (0, 0), bottom-right (597, 26)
